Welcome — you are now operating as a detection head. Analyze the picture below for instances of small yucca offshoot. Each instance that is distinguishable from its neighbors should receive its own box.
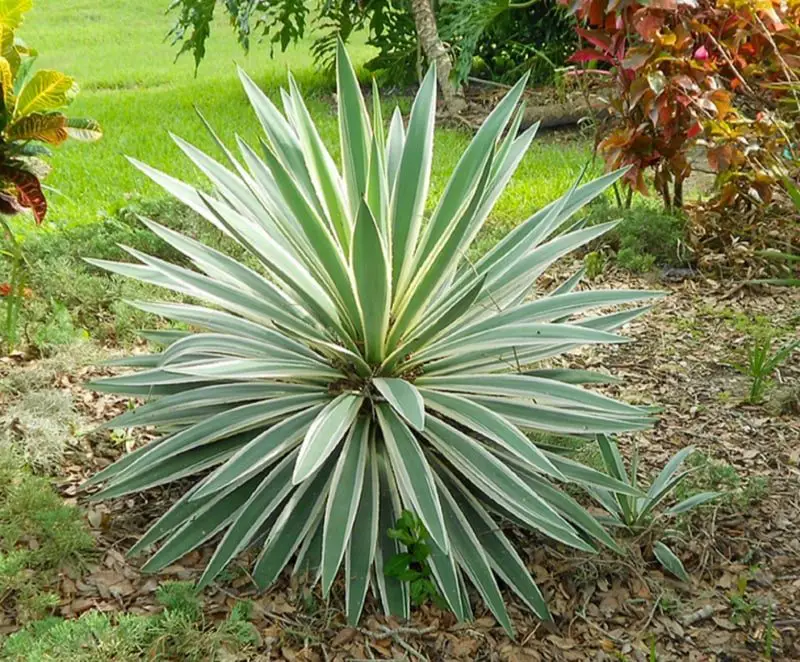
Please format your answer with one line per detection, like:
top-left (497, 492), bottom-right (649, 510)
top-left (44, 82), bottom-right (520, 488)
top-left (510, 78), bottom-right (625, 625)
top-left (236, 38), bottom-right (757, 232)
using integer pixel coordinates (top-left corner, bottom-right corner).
top-left (86, 43), bottom-right (660, 633)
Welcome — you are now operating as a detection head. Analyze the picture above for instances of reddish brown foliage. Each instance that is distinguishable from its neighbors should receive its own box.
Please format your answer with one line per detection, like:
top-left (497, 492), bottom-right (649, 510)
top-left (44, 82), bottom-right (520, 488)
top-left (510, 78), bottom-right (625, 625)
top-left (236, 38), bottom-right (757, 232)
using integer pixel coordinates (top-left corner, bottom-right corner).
top-left (565, 0), bottom-right (800, 210)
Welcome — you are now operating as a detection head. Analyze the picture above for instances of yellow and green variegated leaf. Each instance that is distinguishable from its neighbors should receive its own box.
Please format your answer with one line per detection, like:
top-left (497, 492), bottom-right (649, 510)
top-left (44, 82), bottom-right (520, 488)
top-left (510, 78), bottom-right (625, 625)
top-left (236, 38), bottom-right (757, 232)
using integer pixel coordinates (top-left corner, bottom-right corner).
top-left (0, 0), bottom-right (32, 31)
top-left (15, 69), bottom-right (77, 117)
top-left (0, 55), bottom-right (12, 107)
top-left (7, 111), bottom-right (67, 144)
top-left (65, 117), bottom-right (102, 141)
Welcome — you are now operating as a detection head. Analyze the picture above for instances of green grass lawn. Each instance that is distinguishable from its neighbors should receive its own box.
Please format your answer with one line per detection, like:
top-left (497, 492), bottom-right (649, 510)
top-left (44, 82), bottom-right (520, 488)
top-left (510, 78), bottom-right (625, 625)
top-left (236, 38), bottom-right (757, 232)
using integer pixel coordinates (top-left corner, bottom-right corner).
top-left (22, 0), bottom-right (591, 234)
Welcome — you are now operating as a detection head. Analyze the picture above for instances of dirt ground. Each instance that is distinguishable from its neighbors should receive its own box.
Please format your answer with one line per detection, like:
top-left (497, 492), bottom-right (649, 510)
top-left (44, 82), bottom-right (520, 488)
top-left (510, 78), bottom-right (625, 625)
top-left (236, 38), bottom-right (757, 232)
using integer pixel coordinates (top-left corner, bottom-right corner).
top-left (1, 263), bottom-right (798, 661)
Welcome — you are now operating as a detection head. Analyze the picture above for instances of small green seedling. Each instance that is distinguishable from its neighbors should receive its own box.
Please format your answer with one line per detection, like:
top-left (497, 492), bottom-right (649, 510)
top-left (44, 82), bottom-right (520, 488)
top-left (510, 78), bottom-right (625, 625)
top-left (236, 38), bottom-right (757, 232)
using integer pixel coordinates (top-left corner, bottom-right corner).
top-left (386, 511), bottom-right (447, 609)
top-left (589, 436), bottom-right (722, 581)
top-left (739, 334), bottom-right (799, 404)
top-left (584, 250), bottom-right (607, 280)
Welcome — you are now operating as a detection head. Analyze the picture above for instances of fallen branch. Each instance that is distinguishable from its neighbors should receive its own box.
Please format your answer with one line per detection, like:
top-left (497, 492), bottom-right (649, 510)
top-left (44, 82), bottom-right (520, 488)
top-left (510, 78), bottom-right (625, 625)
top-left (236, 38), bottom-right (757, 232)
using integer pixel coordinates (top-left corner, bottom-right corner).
top-left (682, 604), bottom-right (726, 626)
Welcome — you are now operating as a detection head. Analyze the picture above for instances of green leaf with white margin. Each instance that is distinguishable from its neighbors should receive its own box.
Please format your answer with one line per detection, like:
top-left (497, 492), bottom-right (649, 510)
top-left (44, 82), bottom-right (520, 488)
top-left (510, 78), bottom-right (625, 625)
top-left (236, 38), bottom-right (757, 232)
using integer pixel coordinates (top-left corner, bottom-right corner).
top-left (141, 473), bottom-right (264, 573)
top-left (351, 200), bottom-right (390, 363)
top-left (127, 482), bottom-right (219, 557)
top-left (196, 450), bottom-right (299, 588)
top-left (374, 443), bottom-right (409, 618)
top-left (288, 74), bottom-right (351, 251)
top-left (294, 511), bottom-right (324, 582)
top-left (385, 106), bottom-right (405, 192)
top-left (426, 538), bottom-right (466, 621)
top-left (124, 301), bottom-right (320, 361)
top-left (237, 66), bottom-right (319, 207)
top-left (665, 491), bottom-right (721, 516)
top-left (128, 157), bottom-right (233, 236)
top-left (438, 462), bottom-right (552, 621)
top-left (373, 378), bottom-right (425, 431)
top-left (192, 406), bottom-right (324, 500)
top-left (415, 323), bottom-right (630, 365)
top-left (646, 446), bottom-right (695, 500)
top-left (381, 275), bottom-right (486, 373)
top-left (376, 404), bottom-right (447, 551)
top-left (470, 397), bottom-right (654, 435)
top-left (336, 38), bottom-right (371, 219)
top-left (413, 72), bottom-right (527, 268)
top-left (253, 456), bottom-right (335, 588)
top-left (434, 473), bottom-right (514, 635)
top-left (653, 541), bottom-right (690, 582)
top-left (92, 433), bottom-right (250, 500)
top-left (390, 65), bottom-right (436, 292)
top-left (122, 394), bottom-right (327, 476)
top-left (100, 382), bottom-right (315, 431)
top-left (510, 467), bottom-right (623, 554)
top-left (321, 416), bottom-right (369, 596)
top-left (255, 143), bottom-right (361, 336)
top-left (417, 374), bottom-right (647, 418)
top-left (538, 452), bottom-right (644, 497)
top-left (390, 144), bottom-right (496, 346)
top-left (293, 394), bottom-right (364, 484)
top-left (422, 416), bottom-right (593, 552)
top-left (473, 168), bottom-right (626, 283)
top-left (419, 389), bottom-right (562, 479)
top-left (345, 435), bottom-right (379, 625)
top-left (525, 368), bottom-right (620, 385)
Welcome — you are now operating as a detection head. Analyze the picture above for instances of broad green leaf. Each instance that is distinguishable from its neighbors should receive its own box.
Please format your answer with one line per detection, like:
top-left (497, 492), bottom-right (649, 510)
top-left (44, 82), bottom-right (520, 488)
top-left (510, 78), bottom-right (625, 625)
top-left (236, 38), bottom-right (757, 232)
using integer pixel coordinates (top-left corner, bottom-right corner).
top-left (322, 417), bottom-right (369, 595)
top-left (653, 541), bottom-right (690, 582)
top-left (336, 38), bottom-right (371, 218)
top-left (373, 378), bottom-right (425, 431)
top-left (293, 394), bottom-right (364, 483)
top-left (351, 200), bottom-right (390, 363)
top-left (196, 451), bottom-right (298, 588)
top-left (345, 436), bottom-right (379, 625)
top-left (435, 473), bottom-right (514, 635)
top-left (15, 69), bottom-right (76, 116)
top-left (373, 443), bottom-right (409, 618)
top-left (390, 66), bottom-right (436, 292)
top-left (376, 404), bottom-right (446, 550)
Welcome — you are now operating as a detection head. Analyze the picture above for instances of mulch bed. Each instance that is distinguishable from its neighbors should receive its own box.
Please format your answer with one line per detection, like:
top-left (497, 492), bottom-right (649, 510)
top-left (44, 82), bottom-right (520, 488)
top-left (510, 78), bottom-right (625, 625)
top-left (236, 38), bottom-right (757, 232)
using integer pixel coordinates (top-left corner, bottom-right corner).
top-left (2, 263), bottom-right (799, 661)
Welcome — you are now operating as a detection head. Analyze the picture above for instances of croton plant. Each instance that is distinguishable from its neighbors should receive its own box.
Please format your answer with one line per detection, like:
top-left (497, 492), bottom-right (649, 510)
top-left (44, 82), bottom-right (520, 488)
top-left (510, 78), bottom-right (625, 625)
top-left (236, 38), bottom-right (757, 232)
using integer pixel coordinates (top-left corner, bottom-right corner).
top-left (0, 0), bottom-right (101, 222)
top-left (566, 0), bottom-right (800, 209)
top-left (0, 0), bottom-right (101, 352)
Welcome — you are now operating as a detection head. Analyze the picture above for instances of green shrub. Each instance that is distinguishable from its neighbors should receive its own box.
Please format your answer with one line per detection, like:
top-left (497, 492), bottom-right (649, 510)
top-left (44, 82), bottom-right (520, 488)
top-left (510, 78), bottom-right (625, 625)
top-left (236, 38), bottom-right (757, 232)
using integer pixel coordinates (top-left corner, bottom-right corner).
top-left (583, 200), bottom-right (689, 272)
top-left (0, 457), bottom-right (94, 624)
top-left (1, 583), bottom-right (259, 662)
top-left (86, 45), bottom-right (660, 632)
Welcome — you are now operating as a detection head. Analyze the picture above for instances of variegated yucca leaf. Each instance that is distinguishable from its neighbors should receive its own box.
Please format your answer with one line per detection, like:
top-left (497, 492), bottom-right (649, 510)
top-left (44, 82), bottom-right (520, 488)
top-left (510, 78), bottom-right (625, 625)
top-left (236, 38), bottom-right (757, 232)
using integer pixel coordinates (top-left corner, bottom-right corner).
top-left (87, 42), bottom-right (661, 634)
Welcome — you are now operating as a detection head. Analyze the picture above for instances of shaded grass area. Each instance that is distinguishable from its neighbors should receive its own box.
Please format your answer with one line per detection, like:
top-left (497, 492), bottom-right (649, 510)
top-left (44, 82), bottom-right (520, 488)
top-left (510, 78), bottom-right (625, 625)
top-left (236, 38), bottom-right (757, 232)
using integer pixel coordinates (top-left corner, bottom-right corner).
top-left (24, 0), bottom-right (591, 229)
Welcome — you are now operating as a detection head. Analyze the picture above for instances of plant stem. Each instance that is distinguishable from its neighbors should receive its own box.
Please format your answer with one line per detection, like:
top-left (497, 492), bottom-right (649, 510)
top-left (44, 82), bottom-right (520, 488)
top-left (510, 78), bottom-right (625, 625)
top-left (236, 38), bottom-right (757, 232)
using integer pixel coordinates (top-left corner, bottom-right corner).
top-left (0, 216), bottom-right (22, 354)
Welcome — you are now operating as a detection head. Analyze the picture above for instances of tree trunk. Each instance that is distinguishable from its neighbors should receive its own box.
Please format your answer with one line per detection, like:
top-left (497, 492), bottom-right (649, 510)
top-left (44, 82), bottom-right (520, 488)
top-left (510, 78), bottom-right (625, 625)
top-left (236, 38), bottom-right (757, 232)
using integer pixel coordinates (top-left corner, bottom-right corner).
top-left (409, 0), bottom-right (466, 114)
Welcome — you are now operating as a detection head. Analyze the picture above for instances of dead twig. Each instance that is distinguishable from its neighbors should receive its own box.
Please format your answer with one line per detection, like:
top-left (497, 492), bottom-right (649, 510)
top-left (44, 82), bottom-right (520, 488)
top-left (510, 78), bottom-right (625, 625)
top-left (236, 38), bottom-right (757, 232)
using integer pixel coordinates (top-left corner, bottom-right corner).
top-left (682, 604), bottom-right (727, 626)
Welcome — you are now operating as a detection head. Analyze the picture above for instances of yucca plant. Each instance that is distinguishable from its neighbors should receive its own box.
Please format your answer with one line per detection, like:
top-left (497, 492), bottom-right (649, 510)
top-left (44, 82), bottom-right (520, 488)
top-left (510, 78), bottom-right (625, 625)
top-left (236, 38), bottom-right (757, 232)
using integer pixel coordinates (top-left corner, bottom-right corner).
top-left (590, 436), bottom-right (721, 581)
top-left (86, 43), bottom-right (662, 633)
